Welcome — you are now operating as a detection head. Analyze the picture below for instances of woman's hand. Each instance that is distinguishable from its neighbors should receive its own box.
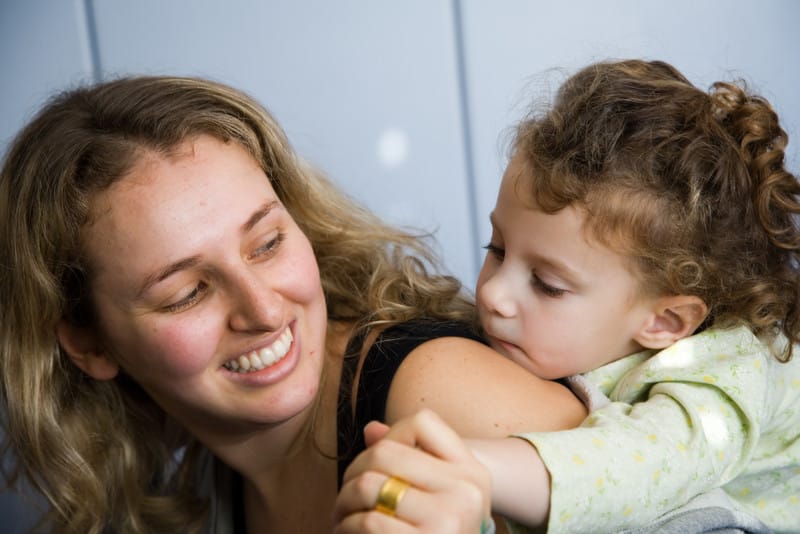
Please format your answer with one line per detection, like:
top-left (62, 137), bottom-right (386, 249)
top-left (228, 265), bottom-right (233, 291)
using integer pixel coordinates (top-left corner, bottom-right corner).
top-left (334, 409), bottom-right (492, 533)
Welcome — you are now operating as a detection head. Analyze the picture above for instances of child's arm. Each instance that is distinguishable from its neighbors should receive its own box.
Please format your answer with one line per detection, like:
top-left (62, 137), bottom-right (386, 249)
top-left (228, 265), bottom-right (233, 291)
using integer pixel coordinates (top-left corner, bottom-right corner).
top-left (337, 330), bottom-right (787, 533)
top-left (506, 384), bottom-right (760, 533)
top-left (468, 437), bottom-right (551, 526)
top-left (333, 412), bottom-right (555, 532)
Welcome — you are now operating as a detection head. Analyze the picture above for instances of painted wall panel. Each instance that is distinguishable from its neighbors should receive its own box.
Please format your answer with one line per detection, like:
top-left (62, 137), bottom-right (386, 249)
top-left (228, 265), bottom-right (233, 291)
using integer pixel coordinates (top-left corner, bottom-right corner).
top-left (460, 0), bottom-right (800, 249)
top-left (0, 0), bottom-right (93, 153)
top-left (91, 0), bottom-right (478, 284)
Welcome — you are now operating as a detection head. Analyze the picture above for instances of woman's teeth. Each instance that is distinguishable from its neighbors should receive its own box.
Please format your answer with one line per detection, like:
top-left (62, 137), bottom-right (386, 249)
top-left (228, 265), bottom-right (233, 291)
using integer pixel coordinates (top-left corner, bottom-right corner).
top-left (224, 327), bottom-right (293, 373)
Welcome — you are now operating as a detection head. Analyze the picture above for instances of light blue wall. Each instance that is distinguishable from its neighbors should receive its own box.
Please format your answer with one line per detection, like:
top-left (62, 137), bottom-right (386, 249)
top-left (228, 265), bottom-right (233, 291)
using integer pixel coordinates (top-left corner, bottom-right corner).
top-left (461, 0), bottom-right (800, 249)
top-left (1, 0), bottom-right (799, 527)
top-left (2, 0), bottom-right (799, 286)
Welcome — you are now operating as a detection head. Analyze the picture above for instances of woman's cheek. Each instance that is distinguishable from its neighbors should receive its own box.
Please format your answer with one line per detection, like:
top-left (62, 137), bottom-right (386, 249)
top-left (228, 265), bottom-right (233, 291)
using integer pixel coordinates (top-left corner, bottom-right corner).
top-left (140, 312), bottom-right (223, 377)
top-left (285, 241), bottom-right (324, 305)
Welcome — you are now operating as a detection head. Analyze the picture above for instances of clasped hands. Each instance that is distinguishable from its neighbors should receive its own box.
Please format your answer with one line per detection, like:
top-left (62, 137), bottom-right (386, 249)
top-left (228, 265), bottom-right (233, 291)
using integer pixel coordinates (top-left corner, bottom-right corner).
top-left (334, 409), bottom-right (493, 534)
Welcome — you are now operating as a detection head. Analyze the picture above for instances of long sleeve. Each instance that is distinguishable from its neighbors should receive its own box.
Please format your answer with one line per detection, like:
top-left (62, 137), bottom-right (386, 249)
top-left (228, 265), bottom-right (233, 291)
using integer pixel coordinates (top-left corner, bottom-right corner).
top-left (515, 327), bottom-right (800, 533)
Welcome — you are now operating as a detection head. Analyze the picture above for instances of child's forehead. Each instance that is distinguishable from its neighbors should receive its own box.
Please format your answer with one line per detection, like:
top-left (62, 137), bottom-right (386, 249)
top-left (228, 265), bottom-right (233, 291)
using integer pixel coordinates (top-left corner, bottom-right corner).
top-left (502, 152), bottom-right (574, 216)
top-left (504, 151), bottom-right (532, 181)
top-left (500, 162), bottom-right (638, 260)
top-left (504, 151), bottom-right (635, 239)
top-left (502, 154), bottom-right (538, 202)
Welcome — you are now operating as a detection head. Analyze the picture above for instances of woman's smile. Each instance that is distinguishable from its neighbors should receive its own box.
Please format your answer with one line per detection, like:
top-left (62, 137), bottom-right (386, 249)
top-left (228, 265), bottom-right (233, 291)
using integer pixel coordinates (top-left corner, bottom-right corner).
top-left (223, 324), bottom-right (294, 373)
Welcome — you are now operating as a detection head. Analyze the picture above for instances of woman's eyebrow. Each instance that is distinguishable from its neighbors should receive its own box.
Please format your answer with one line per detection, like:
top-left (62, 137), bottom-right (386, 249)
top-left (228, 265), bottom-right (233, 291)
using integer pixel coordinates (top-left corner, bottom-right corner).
top-left (135, 201), bottom-right (281, 299)
top-left (137, 256), bottom-right (202, 298)
top-left (242, 201), bottom-right (280, 233)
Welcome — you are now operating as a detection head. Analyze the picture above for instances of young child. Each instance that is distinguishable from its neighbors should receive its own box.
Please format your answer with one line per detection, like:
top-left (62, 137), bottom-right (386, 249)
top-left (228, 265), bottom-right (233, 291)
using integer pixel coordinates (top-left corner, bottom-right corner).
top-left (335, 59), bottom-right (800, 533)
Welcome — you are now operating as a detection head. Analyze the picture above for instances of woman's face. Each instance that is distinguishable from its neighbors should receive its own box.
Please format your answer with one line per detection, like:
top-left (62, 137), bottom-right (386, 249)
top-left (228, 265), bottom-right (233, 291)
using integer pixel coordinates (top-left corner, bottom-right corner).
top-left (78, 135), bottom-right (328, 439)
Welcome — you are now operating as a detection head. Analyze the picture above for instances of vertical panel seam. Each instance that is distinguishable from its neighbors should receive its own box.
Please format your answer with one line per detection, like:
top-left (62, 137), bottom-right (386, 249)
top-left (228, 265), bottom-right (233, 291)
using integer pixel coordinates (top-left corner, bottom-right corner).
top-left (83, 0), bottom-right (102, 82)
top-left (451, 0), bottom-right (482, 282)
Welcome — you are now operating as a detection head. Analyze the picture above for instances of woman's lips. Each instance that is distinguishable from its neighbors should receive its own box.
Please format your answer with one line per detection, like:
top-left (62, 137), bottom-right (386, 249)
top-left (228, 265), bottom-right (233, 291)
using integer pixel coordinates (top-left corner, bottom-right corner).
top-left (223, 326), bottom-right (293, 373)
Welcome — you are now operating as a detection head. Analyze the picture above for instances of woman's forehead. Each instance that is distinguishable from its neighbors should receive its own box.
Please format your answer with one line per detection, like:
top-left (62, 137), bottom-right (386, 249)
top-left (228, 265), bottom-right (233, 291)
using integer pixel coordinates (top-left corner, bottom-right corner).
top-left (81, 136), bottom-right (277, 273)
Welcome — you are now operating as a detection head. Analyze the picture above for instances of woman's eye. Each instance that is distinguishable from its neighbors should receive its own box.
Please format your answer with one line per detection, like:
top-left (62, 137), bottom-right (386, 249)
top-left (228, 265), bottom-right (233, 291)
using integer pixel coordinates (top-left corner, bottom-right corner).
top-left (532, 275), bottom-right (565, 298)
top-left (482, 242), bottom-right (505, 260)
top-left (163, 282), bottom-right (207, 312)
top-left (250, 232), bottom-right (285, 260)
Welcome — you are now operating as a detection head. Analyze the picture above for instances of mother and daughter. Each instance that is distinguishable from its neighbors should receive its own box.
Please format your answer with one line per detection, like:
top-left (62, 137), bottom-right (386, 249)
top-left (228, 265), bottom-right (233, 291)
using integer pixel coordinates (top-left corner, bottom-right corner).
top-left (1, 58), bottom-right (798, 533)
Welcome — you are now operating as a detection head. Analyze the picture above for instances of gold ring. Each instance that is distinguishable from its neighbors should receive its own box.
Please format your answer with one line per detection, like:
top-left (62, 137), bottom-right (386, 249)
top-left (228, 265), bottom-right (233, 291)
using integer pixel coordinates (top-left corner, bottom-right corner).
top-left (374, 476), bottom-right (411, 516)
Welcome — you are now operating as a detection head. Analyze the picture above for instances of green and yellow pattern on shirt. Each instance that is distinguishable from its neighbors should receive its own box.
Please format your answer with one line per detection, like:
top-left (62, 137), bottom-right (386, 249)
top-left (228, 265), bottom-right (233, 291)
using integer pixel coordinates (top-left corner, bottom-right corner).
top-left (516, 326), bottom-right (800, 533)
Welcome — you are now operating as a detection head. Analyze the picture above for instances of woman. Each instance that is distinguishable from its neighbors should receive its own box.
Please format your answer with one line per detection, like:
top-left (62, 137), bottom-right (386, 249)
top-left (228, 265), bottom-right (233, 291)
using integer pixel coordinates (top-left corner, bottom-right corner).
top-left (0, 75), bottom-right (585, 533)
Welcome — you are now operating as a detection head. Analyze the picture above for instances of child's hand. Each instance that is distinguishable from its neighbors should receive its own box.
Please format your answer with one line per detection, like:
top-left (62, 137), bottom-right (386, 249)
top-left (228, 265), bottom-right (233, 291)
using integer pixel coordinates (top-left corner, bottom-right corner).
top-left (362, 420), bottom-right (391, 447)
top-left (334, 409), bottom-right (492, 533)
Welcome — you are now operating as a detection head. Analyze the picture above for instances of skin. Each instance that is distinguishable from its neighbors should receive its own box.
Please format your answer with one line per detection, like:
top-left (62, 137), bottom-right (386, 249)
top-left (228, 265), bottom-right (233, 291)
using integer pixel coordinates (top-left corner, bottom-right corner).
top-left (59, 136), bottom-right (587, 532)
top-left (477, 154), bottom-right (660, 379)
top-left (83, 137), bottom-right (329, 437)
top-left (335, 411), bottom-right (492, 534)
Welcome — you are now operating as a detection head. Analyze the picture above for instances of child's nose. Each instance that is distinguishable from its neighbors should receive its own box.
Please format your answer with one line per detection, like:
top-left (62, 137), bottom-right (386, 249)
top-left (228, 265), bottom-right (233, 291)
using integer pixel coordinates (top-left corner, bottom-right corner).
top-left (478, 272), bottom-right (517, 318)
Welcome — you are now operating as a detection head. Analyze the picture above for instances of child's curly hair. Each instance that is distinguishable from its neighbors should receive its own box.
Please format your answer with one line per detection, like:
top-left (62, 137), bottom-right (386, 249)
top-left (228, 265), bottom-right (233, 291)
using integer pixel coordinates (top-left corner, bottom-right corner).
top-left (515, 59), bottom-right (800, 360)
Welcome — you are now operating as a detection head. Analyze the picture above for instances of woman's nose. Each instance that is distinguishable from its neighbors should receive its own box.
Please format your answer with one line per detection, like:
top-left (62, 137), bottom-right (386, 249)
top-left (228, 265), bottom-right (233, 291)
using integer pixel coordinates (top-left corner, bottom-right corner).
top-left (227, 271), bottom-right (282, 333)
top-left (477, 271), bottom-right (517, 318)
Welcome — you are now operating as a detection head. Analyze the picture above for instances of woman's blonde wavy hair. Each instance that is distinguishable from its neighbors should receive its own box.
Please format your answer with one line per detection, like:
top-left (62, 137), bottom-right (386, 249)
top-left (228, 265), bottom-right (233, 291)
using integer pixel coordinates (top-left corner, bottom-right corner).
top-left (0, 76), bottom-right (475, 533)
top-left (515, 59), bottom-right (800, 360)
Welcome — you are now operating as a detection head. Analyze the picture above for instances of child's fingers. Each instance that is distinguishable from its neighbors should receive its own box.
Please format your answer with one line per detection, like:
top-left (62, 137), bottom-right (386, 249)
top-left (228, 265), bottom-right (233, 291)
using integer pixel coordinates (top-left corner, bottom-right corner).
top-left (382, 409), bottom-right (477, 462)
top-left (363, 420), bottom-right (390, 447)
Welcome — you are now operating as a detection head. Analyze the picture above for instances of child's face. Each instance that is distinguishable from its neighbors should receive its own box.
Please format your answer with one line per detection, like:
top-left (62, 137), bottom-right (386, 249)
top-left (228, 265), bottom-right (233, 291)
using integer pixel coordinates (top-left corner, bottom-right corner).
top-left (476, 156), bottom-right (658, 379)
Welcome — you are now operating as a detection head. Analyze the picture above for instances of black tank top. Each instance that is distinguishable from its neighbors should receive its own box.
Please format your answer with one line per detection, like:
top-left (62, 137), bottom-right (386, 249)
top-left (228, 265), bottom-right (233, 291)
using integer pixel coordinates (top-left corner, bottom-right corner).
top-left (228, 319), bottom-right (484, 532)
top-left (336, 319), bottom-right (484, 486)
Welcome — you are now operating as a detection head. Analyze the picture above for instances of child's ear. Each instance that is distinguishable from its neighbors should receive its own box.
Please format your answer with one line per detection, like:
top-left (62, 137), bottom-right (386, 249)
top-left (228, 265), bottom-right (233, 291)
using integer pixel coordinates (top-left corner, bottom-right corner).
top-left (634, 295), bottom-right (708, 350)
top-left (56, 320), bottom-right (119, 380)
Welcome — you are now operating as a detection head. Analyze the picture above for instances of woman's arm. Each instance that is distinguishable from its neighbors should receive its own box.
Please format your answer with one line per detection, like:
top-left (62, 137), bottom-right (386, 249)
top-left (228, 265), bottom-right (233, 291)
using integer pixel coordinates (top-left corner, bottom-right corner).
top-left (385, 336), bottom-right (587, 436)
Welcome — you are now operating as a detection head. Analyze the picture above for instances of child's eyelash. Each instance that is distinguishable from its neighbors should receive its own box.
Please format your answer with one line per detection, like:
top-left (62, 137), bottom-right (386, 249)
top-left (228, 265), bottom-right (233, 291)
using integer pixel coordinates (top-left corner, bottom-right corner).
top-left (483, 243), bottom-right (505, 258)
top-left (532, 275), bottom-right (565, 298)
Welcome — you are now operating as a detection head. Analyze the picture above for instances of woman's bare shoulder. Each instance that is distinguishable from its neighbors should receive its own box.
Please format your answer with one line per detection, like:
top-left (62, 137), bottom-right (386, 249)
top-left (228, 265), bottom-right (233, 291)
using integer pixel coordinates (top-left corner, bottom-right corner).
top-left (385, 336), bottom-right (587, 437)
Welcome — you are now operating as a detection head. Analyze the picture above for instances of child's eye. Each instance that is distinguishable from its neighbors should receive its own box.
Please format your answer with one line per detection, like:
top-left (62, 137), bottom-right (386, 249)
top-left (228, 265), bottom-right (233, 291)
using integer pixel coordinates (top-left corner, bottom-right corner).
top-left (163, 282), bottom-right (208, 312)
top-left (532, 275), bottom-right (565, 298)
top-left (483, 242), bottom-right (505, 260)
top-left (250, 232), bottom-right (285, 260)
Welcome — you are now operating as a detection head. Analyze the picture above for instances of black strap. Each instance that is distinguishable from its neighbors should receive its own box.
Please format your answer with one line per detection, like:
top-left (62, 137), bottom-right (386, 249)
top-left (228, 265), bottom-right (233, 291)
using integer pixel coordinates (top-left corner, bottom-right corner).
top-left (336, 319), bottom-right (483, 487)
